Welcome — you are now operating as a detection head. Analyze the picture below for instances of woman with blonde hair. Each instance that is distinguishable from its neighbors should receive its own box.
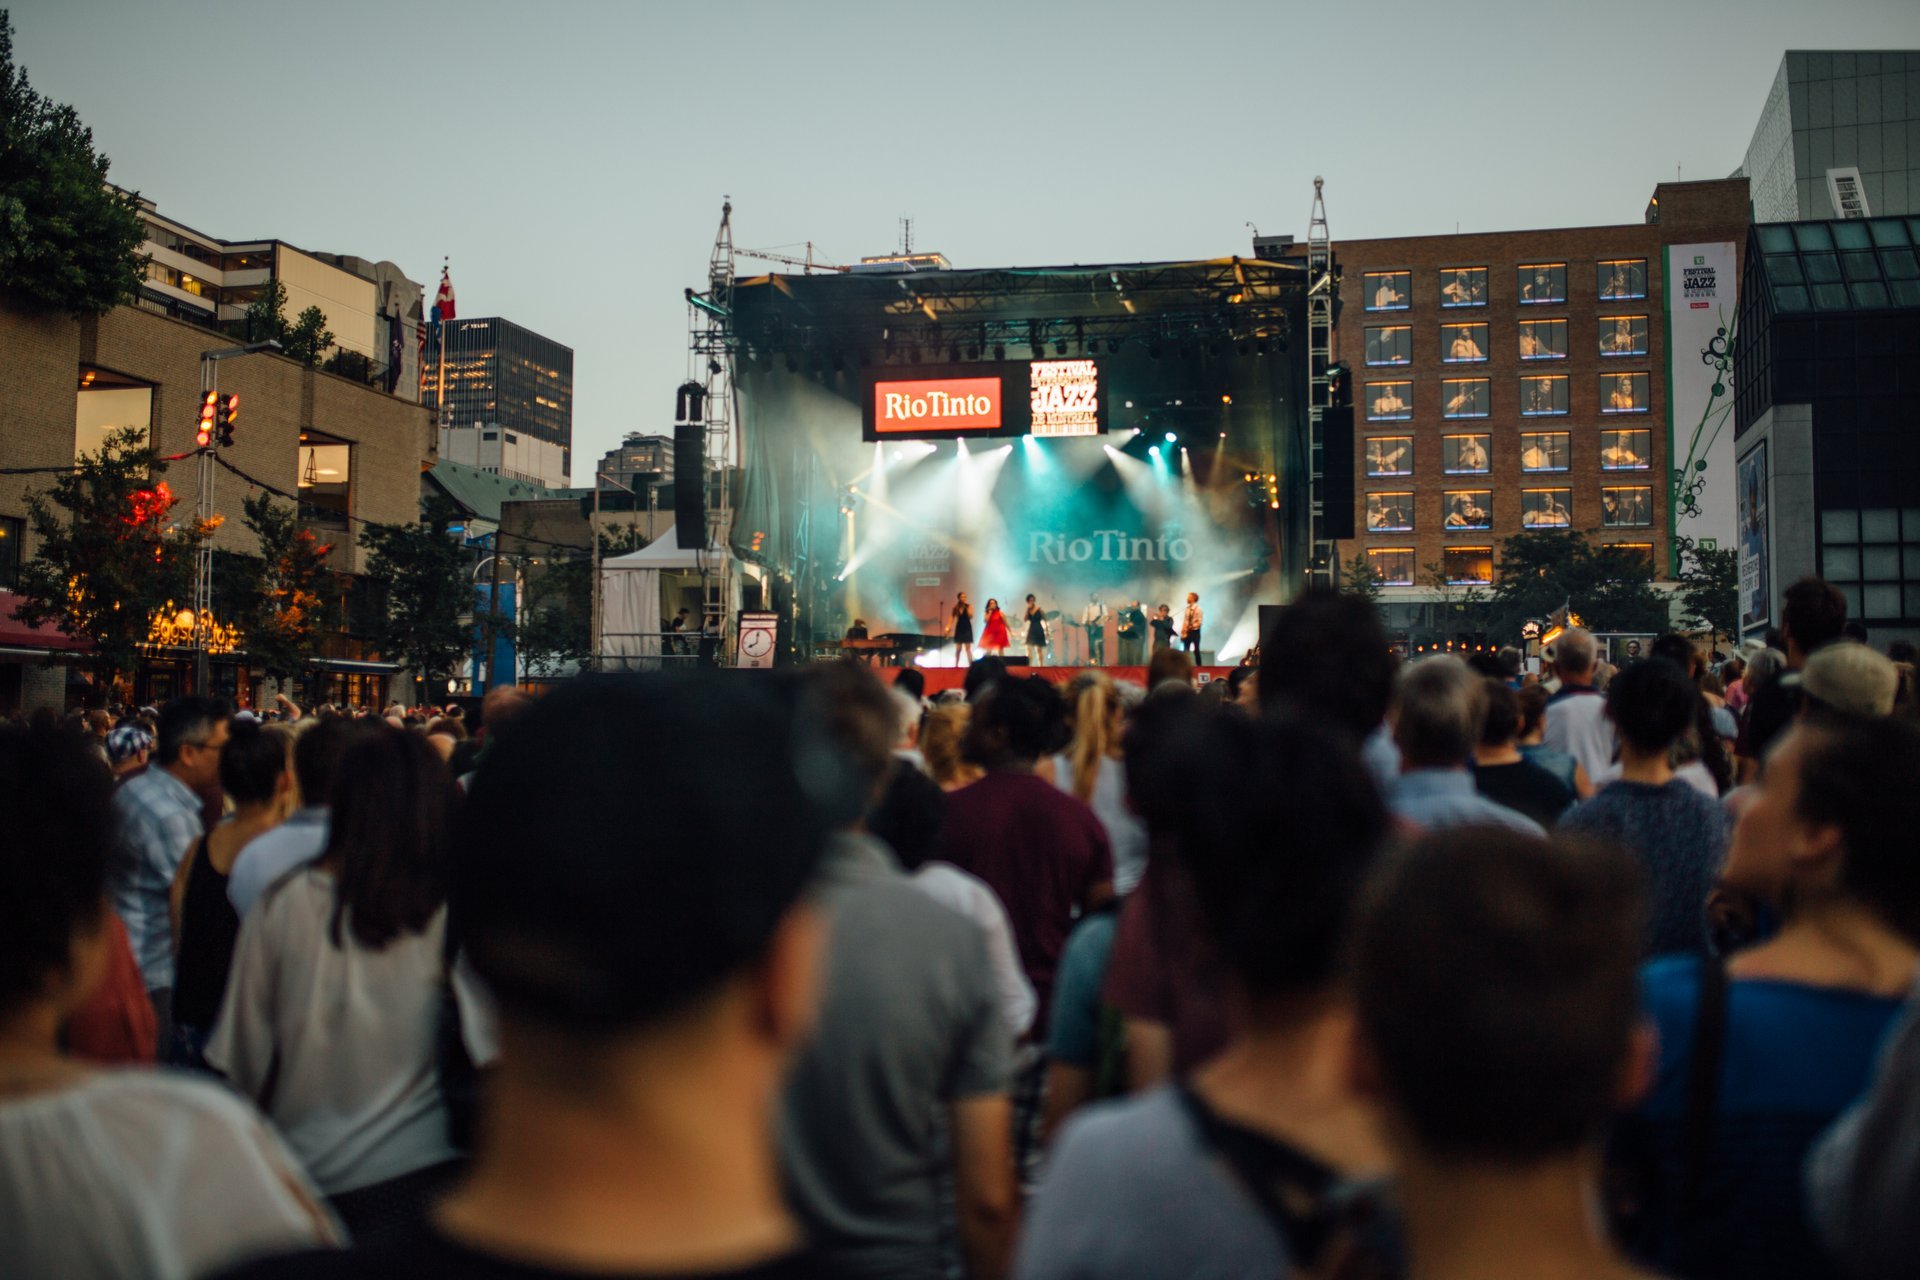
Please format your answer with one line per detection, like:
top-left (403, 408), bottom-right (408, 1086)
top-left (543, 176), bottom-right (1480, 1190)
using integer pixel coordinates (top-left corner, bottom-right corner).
top-left (1044, 672), bottom-right (1148, 895)
top-left (921, 703), bottom-right (982, 791)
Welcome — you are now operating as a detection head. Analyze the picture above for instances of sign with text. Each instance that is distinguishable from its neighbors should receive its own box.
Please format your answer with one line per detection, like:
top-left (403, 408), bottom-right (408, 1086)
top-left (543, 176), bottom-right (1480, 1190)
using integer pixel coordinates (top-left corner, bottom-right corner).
top-left (1029, 360), bottom-right (1102, 437)
top-left (873, 376), bottom-right (1002, 434)
top-left (1664, 241), bottom-right (1739, 567)
top-left (860, 361), bottom-right (1106, 440)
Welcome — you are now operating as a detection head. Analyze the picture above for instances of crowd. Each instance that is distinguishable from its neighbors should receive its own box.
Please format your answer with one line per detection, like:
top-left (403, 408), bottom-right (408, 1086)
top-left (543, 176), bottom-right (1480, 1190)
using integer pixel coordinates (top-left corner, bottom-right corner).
top-left (2, 572), bottom-right (1918, 1280)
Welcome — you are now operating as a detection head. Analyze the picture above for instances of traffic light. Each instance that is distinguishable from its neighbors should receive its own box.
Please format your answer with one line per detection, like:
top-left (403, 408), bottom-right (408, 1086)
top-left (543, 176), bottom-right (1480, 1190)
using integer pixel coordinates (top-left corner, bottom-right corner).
top-left (196, 390), bottom-right (217, 448)
top-left (218, 393), bottom-right (239, 447)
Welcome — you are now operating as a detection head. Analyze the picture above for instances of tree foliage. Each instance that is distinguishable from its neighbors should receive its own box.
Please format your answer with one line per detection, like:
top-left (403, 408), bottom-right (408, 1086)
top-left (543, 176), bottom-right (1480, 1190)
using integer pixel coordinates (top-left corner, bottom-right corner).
top-left (13, 427), bottom-right (211, 680)
top-left (216, 493), bottom-right (340, 680)
top-left (1675, 537), bottom-right (1739, 643)
top-left (512, 523), bottom-right (647, 676)
top-left (357, 495), bottom-right (470, 687)
top-left (0, 12), bottom-right (148, 315)
top-left (1483, 530), bottom-right (1671, 640)
top-left (242, 279), bottom-right (334, 367)
top-left (1340, 555), bottom-right (1382, 604)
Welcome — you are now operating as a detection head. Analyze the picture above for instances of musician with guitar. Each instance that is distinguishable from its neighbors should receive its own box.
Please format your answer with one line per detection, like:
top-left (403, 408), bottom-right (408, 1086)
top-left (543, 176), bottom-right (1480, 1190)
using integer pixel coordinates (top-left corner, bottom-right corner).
top-left (1079, 593), bottom-right (1109, 666)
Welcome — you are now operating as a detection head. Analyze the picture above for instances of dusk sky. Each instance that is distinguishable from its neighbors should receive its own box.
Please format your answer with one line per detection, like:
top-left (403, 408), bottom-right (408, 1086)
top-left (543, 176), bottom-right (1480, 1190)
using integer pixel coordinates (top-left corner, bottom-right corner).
top-left (11, 0), bottom-right (1920, 470)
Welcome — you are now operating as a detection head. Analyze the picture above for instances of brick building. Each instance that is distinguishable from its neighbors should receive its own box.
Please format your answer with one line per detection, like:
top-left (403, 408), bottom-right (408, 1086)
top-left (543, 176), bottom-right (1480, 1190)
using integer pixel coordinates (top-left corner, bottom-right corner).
top-left (1332, 179), bottom-right (1750, 629)
top-left (0, 298), bottom-right (435, 712)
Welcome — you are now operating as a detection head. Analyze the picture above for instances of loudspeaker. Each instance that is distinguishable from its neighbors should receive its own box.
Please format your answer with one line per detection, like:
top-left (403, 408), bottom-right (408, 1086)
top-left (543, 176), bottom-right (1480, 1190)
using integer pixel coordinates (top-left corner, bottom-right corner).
top-left (1321, 405), bottom-right (1355, 540)
top-left (673, 421), bottom-right (705, 549)
top-left (1003, 655), bottom-right (1031, 668)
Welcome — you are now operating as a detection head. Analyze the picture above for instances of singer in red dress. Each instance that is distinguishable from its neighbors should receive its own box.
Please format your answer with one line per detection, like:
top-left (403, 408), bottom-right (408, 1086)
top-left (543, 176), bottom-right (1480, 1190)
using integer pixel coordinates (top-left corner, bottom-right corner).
top-left (980, 598), bottom-right (1012, 656)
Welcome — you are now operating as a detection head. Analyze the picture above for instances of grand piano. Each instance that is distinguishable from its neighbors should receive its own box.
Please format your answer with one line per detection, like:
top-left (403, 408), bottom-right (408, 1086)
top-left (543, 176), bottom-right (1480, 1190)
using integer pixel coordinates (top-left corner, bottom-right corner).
top-left (814, 633), bottom-right (946, 666)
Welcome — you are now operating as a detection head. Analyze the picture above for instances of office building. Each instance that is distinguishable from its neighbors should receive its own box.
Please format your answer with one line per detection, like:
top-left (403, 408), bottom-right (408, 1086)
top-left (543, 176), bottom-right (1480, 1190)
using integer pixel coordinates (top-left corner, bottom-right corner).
top-left (422, 317), bottom-right (574, 483)
top-left (1739, 51), bottom-right (1920, 223)
top-left (438, 422), bottom-right (572, 489)
top-left (595, 432), bottom-right (674, 493)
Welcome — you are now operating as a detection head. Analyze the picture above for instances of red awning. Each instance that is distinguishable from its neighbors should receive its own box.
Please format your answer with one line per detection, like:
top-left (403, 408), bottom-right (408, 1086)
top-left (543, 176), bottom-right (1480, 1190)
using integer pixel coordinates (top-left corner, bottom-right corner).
top-left (0, 591), bottom-right (90, 653)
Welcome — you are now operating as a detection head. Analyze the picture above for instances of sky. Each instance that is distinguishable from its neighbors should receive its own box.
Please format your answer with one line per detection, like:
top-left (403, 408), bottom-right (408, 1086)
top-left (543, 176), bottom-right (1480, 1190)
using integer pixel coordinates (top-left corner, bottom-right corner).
top-left (11, 0), bottom-right (1920, 472)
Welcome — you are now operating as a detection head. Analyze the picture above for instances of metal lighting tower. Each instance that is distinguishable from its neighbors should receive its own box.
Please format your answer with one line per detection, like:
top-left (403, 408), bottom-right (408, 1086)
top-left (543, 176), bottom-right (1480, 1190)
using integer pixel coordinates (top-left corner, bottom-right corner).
top-left (1305, 178), bottom-right (1336, 590)
top-left (688, 200), bottom-right (738, 660)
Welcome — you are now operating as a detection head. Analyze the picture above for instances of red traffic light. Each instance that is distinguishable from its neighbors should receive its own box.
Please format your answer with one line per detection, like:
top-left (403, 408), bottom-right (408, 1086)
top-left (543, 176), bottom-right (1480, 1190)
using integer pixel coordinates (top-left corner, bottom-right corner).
top-left (218, 393), bottom-right (239, 446)
top-left (197, 389), bottom-right (217, 448)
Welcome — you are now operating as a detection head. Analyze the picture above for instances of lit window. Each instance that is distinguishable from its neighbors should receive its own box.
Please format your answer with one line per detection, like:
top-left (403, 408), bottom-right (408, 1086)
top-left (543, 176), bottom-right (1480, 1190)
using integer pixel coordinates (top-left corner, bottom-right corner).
top-left (1518, 263), bottom-right (1567, 304)
top-left (1598, 259), bottom-right (1648, 300)
top-left (1443, 491), bottom-right (1493, 531)
top-left (1520, 432), bottom-right (1571, 472)
top-left (1365, 436), bottom-right (1413, 477)
top-left (1364, 271), bottom-right (1411, 311)
top-left (1600, 429), bottom-right (1651, 470)
top-left (1443, 434), bottom-right (1491, 474)
top-left (1520, 375), bottom-right (1569, 416)
top-left (1444, 546), bottom-right (1493, 584)
top-left (1441, 323), bottom-right (1488, 363)
top-left (1441, 378), bottom-right (1489, 418)
top-left (1367, 547), bottom-right (1415, 585)
top-left (1440, 267), bottom-right (1487, 307)
top-left (1365, 326), bottom-right (1412, 365)
top-left (1366, 381), bottom-right (1413, 421)
top-left (1367, 492), bottom-right (1415, 533)
top-left (1522, 488), bottom-right (1572, 528)
top-left (1599, 316), bottom-right (1650, 357)
top-left (0, 515), bottom-right (20, 591)
top-left (1517, 319), bottom-right (1567, 360)
top-left (1602, 372), bottom-right (1651, 413)
top-left (1602, 486), bottom-right (1654, 528)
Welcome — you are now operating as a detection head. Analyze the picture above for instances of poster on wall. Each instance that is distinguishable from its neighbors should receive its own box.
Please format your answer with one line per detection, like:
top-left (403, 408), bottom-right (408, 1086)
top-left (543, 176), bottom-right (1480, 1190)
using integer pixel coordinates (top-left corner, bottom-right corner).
top-left (1738, 442), bottom-right (1770, 634)
top-left (1665, 242), bottom-right (1739, 573)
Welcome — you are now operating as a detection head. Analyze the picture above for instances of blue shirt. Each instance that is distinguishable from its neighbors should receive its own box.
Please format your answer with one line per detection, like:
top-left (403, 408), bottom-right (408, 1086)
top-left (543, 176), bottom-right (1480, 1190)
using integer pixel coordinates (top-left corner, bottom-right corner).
top-left (1558, 780), bottom-right (1729, 957)
top-left (111, 767), bottom-right (205, 989)
top-left (1618, 958), bottom-right (1905, 1280)
top-left (1048, 912), bottom-right (1117, 1070)
top-left (1386, 769), bottom-right (1544, 836)
top-left (227, 807), bottom-right (330, 919)
top-left (1519, 742), bottom-right (1580, 793)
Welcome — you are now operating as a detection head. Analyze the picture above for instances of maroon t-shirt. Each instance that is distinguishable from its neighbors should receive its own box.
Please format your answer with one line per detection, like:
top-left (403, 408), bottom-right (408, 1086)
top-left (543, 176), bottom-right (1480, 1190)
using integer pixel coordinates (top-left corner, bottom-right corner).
top-left (1102, 857), bottom-right (1230, 1074)
top-left (942, 770), bottom-right (1113, 1028)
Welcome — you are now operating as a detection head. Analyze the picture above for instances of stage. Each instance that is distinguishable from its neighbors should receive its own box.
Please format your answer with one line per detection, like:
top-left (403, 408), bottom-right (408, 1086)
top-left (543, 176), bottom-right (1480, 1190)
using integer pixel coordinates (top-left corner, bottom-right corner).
top-left (905, 664), bottom-right (1240, 695)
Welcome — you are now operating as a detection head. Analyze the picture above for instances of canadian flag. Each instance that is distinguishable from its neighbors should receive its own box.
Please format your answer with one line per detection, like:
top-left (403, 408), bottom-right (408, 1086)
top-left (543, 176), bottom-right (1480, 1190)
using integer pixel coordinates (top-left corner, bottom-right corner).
top-left (432, 266), bottom-right (456, 322)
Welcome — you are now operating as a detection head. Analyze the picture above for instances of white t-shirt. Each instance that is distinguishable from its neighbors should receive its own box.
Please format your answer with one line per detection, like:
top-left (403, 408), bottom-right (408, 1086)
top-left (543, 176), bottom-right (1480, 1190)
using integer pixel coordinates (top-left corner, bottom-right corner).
top-left (207, 868), bottom-right (495, 1195)
top-left (1544, 689), bottom-right (1616, 782)
top-left (0, 1070), bottom-right (336, 1280)
top-left (912, 862), bottom-right (1038, 1040)
top-left (1052, 753), bottom-right (1149, 896)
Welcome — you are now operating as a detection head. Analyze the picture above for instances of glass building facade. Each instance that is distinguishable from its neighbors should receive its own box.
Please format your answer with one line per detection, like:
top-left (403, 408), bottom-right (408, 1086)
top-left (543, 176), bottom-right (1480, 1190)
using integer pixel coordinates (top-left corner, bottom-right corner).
top-left (423, 317), bottom-right (575, 451)
top-left (1741, 51), bottom-right (1920, 223)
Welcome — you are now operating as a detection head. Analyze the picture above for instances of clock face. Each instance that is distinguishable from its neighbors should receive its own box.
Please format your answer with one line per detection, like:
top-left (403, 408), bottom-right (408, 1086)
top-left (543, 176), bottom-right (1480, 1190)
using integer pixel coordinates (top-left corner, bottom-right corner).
top-left (741, 628), bottom-right (773, 657)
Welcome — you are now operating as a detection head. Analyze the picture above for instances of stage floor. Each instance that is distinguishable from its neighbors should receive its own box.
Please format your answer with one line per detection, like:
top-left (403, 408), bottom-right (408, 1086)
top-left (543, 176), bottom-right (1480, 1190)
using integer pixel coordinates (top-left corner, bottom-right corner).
top-left (903, 664), bottom-right (1238, 695)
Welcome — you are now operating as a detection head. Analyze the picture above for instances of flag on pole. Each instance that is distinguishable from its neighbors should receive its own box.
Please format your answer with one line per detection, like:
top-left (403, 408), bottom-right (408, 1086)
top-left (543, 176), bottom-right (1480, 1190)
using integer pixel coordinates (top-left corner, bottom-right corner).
top-left (434, 264), bottom-right (456, 323)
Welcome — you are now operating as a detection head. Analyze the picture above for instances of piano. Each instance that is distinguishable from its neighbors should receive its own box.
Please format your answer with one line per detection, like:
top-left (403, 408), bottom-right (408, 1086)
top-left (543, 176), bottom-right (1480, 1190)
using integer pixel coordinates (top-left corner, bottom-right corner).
top-left (814, 633), bottom-right (947, 666)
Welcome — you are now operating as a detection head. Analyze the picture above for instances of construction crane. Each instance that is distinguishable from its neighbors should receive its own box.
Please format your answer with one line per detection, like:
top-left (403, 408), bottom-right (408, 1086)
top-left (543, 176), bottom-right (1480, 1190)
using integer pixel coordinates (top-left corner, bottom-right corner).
top-left (735, 242), bottom-right (851, 274)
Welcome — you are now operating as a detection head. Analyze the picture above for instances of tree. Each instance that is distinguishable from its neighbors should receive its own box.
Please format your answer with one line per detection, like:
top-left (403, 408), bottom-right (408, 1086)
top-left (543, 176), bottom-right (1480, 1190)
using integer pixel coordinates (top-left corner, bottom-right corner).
top-left (1341, 555), bottom-right (1383, 604)
top-left (13, 427), bottom-right (212, 683)
top-left (512, 523), bottom-right (646, 676)
top-left (1676, 537), bottom-right (1739, 644)
top-left (0, 12), bottom-right (147, 315)
top-left (283, 305), bottom-right (334, 367)
top-left (242, 279), bottom-right (333, 366)
top-left (1483, 530), bottom-right (1671, 641)
top-left (357, 495), bottom-right (470, 689)
top-left (218, 493), bottom-right (339, 682)
top-left (1419, 558), bottom-right (1494, 641)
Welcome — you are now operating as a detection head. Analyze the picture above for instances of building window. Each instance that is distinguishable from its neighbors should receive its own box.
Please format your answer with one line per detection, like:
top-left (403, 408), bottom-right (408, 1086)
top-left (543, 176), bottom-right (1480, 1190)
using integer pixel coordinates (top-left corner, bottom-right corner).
top-left (1602, 372), bottom-right (1651, 413)
top-left (1443, 491), bottom-right (1492, 530)
top-left (1819, 507), bottom-right (1920, 621)
top-left (1443, 434), bottom-right (1491, 474)
top-left (1520, 374), bottom-right (1569, 416)
top-left (1364, 271), bottom-right (1411, 311)
top-left (1518, 263), bottom-right (1567, 304)
top-left (1610, 543), bottom-right (1656, 572)
top-left (1365, 326), bottom-right (1412, 366)
top-left (1440, 267), bottom-right (1487, 307)
top-left (1602, 486), bottom-right (1654, 528)
top-left (1600, 315), bottom-right (1649, 357)
top-left (1601, 428), bottom-right (1651, 470)
top-left (1517, 318), bottom-right (1568, 360)
top-left (1365, 436), bottom-right (1413, 477)
top-left (1522, 488), bottom-right (1573, 528)
top-left (1520, 432), bottom-right (1571, 472)
top-left (1368, 547), bottom-right (1415, 585)
top-left (1441, 378), bottom-right (1490, 418)
top-left (1366, 492), bottom-right (1415, 532)
top-left (1443, 546), bottom-right (1494, 585)
top-left (1441, 323), bottom-right (1488, 363)
top-left (75, 370), bottom-right (154, 463)
top-left (0, 515), bottom-right (20, 591)
top-left (1599, 259), bottom-right (1648, 300)
top-left (1366, 381), bottom-right (1413, 421)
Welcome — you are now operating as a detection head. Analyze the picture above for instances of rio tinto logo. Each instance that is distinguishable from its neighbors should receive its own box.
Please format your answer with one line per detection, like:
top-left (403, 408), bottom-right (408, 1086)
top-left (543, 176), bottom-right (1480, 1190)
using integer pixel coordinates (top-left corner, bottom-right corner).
top-left (874, 377), bottom-right (1001, 432)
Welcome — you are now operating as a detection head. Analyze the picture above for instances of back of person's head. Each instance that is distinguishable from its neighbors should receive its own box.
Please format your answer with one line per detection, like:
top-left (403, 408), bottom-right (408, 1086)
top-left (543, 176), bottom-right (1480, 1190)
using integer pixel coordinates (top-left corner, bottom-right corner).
top-left (963, 656), bottom-right (1008, 703)
top-left (425, 715), bottom-right (467, 741)
top-left (0, 722), bottom-right (117, 1020)
top-left (219, 719), bottom-right (290, 807)
top-left (1147, 646), bottom-right (1193, 690)
top-left (1650, 633), bottom-right (1701, 676)
top-left (1791, 714), bottom-right (1920, 941)
top-left (1516, 683), bottom-right (1551, 740)
top-left (1495, 646), bottom-right (1523, 680)
top-left (1747, 646), bottom-right (1786, 687)
top-left (452, 675), bottom-right (830, 1036)
top-left (480, 685), bottom-right (535, 745)
top-left (1259, 589), bottom-right (1397, 742)
top-left (155, 694), bottom-right (230, 766)
top-left (1798, 641), bottom-right (1900, 718)
top-left (1173, 710), bottom-right (1389, 1002)
top-left (324, 725), bottom-right (455, 950)
top-left (1606, 657), bottom-right (1696, 756)
top-left (1393, 656), bottom-right (1485, 768)
top-left (1782, 577), bottom-right (1848, 655)
top-left (889, 688), bottom-right (922, 748)
top-left (1122, 687), bottom-right (1200, 838)
top-left (866, 762), bottom-right (947, 873)
top-left (1063, 671), bottom-right (1119, 802)
top-left (1480, 679), bottom-right (1522, 748)
top-left (920, 703), bottom-right (971, 786)
top-left (1553, 628), bottom-right (1597, 679)
top-left (292, 715), bottom-right (367, 810)
top-left (1354, 829), bottom-right (1645, 1164)
top-left (892, 668), bottom-right (926, 702)
top-left (965, 675), bottom-right (1069, 766)
top-left (1466, 651), bottom-right (1506, 679)
top-left (793, 661), bottom-right (896, 826)
top-left (1843, 619), bottom-right (1871, 645)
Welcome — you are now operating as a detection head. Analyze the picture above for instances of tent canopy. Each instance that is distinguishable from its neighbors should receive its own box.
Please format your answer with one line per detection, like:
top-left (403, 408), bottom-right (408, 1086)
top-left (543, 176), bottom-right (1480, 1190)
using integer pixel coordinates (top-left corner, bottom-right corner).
top-left (599, 527), bottom-right (731, 666)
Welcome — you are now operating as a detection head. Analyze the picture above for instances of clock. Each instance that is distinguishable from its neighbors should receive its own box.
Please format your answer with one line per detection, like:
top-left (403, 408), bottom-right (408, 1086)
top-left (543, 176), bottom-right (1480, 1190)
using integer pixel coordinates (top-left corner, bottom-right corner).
top-left (741, 628), bottom-right (773, 659)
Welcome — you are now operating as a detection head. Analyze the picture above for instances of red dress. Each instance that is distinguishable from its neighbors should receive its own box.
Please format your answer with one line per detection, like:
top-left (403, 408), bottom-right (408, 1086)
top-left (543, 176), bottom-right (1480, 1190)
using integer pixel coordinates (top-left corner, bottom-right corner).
top-left (981, 606), bottom-right (1011, 651)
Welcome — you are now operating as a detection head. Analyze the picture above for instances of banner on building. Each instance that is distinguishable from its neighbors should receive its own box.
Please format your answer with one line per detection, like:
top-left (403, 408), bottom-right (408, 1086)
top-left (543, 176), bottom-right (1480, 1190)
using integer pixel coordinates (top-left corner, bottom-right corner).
top-left (1738, 441), bottom-right (1770, 634)
top-left (1664, 242), bottom-right (1739, 573)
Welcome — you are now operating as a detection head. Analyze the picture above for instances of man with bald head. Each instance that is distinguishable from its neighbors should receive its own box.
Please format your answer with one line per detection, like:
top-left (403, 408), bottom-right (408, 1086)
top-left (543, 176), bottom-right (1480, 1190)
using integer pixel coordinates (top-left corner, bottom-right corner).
top-left (1543, 628), bottom-right (1615, 783)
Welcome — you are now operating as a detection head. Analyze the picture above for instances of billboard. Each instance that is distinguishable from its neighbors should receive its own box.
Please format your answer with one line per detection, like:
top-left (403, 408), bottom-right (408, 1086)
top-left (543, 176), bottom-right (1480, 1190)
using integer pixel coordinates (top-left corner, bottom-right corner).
top-left (1664, 242), bottom-right (1739, 571)
top-left (1738, 441), bottom-right (1771, 634)
top-left (861, 360), bottom-right (1106, 440)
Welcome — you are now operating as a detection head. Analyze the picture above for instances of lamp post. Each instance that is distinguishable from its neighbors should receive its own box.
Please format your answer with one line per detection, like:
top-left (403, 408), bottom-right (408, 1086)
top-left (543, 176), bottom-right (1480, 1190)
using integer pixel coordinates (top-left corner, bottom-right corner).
top-left (193, 340), bottom-right (280, 694)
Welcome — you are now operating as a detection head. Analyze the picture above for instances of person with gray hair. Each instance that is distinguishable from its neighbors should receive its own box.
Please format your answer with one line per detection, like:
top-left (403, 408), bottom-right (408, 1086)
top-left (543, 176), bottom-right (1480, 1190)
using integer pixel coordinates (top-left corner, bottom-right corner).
top-left (1544, 628), bottom-right (1617, 783)
top-left (1386, 657), bottom-right (1544, 834)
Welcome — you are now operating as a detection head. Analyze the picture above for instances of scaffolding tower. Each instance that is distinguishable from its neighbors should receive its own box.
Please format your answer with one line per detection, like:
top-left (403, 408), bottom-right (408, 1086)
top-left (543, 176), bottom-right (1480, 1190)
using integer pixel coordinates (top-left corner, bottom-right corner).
top-left (1305, 177), bottom-right (1336, 589)
top-left (689, 200), bottom-right (738, 659)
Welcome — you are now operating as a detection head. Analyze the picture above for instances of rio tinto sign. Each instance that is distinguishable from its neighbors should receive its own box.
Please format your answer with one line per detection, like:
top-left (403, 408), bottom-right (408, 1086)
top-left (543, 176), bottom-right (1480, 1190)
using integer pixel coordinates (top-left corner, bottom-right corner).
top-left (873, 377), bottom-right (1002, 433)
top-left (1029, 360), bottom-right (1100, 437)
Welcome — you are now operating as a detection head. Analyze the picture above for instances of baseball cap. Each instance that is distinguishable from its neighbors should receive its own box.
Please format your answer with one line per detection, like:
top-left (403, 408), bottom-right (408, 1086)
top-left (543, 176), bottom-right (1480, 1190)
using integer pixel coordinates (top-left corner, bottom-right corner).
top-left (1794, 643), bottom-right (1899, 717)
top-left (105, 724), bottom-right (154, 764)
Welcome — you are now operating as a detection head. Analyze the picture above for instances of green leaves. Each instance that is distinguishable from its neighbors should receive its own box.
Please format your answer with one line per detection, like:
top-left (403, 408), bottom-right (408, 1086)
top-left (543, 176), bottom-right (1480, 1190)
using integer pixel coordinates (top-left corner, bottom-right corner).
top-left (356, 495), bottom-right (470, 684)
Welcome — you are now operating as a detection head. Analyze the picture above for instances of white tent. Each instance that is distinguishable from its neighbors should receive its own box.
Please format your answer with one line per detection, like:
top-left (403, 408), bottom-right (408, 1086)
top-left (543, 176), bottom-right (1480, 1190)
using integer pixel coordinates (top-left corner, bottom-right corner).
top-left (598, 528), bottom-right (730, 668)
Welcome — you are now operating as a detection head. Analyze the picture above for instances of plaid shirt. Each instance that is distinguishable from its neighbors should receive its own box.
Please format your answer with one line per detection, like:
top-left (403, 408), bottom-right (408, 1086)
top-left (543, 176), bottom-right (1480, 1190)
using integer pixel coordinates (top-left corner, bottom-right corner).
top-left (111, 766), bottom-right (205, 989)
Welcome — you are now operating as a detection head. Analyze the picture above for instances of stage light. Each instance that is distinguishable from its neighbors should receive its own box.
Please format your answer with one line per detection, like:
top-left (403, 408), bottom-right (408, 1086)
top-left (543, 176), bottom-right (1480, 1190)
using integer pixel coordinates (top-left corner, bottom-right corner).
top-left (1163, 432), bottom-right (1177, 443)
top-left (1222, 394), bottom-right (1232, 405)
top-left (1148, 445), bottom-right (1161, 457)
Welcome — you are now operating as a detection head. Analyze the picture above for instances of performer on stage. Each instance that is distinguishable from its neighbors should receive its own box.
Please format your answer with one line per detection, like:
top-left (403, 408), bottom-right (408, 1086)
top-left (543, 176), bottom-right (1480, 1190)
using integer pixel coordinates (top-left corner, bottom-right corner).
top-left (1115, 600), bottom-right (1146, 666)
top-left (980, 598), bottom-right (1010, 657)
top-left (845, 618), bottom-right (869, 641)
top-left (1181, 592), bottom-right (1204, 658)
top-left (1149, 604), bottom-right (1177, 652)
top-left (949, 593), bottom-right (975, 667)
top-left (1023, 594), bottom-right (1048, 665)
top-left (1079, 592), bottom-right (1109, 665)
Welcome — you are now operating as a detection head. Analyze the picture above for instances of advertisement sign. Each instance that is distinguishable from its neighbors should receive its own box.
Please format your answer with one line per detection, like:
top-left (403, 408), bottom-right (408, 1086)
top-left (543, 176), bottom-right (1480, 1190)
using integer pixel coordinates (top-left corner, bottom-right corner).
top-left (860, 361), bottom-right (1105, 441)
top-left (1738, 442), bottom-right (1771, 634)
top-left (1665, 242), bottom-right (1739, 570)
top-left (1028, 360), bottom-right (1102, 437)
top-left (873, 377), bottom-right (1002, 434)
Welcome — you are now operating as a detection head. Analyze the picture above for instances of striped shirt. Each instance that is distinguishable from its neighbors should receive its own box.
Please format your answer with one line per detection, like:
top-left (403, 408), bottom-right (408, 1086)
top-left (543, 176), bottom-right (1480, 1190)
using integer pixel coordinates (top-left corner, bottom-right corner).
top-left (111, 767), bottom-right (204, 989)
